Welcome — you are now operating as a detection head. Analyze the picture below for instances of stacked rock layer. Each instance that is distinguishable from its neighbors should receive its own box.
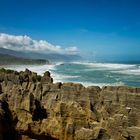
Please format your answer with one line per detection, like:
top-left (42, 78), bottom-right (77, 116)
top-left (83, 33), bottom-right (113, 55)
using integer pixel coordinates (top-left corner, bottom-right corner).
top-left (0, 68), bottom-right (140, 140)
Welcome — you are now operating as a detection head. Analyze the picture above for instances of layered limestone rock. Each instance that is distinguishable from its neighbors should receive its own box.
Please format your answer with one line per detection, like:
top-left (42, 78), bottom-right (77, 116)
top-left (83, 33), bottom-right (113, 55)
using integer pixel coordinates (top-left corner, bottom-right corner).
top-left (0, 68), bottom-right (140, 140)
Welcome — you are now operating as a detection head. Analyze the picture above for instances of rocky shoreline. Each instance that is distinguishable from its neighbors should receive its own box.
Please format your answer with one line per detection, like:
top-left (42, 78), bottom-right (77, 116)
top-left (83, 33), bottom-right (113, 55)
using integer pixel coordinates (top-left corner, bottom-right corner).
top-left (0, 68), bottom-right (140, 140)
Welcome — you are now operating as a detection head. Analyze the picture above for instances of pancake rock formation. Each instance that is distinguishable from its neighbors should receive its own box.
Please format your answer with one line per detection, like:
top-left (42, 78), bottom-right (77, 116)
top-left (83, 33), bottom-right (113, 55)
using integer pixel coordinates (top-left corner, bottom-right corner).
top-left (0, 68), bottom-right (140, 140)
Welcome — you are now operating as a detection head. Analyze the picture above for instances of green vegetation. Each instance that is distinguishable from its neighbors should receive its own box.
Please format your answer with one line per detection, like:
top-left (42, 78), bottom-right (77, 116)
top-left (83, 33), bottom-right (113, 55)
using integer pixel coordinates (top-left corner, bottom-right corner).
top-left (0, 54), bottom-right (48, 65)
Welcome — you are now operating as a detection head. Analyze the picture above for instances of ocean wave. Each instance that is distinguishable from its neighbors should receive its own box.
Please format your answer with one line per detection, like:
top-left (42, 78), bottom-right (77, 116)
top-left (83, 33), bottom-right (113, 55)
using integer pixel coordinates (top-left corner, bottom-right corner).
top-left (4, 64), bottom-right (56, 76)
top-left (71, 81), bottom-right (125, 88)
top-left (112, 69), bottom-right (140, 75)
top-left (52, 73), bottom-right (80, 83)
top-left (53, 62), bottom-right (65, 66)
top-left (71, 62), bottom-right (136, 70)
top-left (3, 62), bottom-right (139, 87)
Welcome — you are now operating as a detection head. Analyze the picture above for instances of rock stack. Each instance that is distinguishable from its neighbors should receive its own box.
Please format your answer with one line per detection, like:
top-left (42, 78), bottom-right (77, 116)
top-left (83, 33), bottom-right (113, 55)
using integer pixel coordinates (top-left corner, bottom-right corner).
top-left (0, 68), bottom-right (140, 140)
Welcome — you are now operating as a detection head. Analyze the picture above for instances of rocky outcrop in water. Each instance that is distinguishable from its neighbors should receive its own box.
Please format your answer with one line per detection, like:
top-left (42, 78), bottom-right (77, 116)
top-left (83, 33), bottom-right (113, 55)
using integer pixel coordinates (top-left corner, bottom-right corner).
top-left (0, 68), bottom-right (140, 140)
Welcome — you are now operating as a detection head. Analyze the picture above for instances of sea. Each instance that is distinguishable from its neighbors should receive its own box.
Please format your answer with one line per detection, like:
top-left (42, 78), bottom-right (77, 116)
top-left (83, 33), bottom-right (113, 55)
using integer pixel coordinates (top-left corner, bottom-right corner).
top-left (2, 61), bottom-right (140, 87)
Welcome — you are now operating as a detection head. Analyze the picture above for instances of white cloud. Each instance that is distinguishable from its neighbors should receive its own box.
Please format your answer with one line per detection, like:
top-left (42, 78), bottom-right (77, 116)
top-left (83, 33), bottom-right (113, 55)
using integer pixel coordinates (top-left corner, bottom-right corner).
top-left (0, 33), bottom-right (79, 54)
top-left (65, 46), bottom-right (78, 54)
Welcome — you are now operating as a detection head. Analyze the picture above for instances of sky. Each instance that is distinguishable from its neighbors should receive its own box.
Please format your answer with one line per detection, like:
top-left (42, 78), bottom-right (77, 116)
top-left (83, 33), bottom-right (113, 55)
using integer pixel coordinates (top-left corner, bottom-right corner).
top-left (0, 0), bottom-right (140, 61)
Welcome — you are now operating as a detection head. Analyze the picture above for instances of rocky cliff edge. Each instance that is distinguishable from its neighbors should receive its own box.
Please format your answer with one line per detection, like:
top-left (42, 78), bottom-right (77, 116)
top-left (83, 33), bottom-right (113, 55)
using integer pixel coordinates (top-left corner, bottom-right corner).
top-left (0, 68), bottom-right (140, 140)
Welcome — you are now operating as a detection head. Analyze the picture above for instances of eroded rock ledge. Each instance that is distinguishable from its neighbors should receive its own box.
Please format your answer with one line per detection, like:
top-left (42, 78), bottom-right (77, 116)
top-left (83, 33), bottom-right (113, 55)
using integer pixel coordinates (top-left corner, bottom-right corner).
top-left (0, 68), bottom-right (140, 140)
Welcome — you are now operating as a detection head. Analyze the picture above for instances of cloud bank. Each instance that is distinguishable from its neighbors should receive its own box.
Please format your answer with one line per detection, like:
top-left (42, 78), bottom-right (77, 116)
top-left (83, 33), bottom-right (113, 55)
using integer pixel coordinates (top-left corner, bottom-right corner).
top-left (0, 33), bottom-right (79, 54)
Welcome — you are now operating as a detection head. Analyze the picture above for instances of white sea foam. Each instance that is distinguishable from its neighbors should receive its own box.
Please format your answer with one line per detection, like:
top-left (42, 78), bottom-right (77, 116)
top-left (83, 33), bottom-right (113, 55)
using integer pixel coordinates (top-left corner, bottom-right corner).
top-left (112, 69), bottom-right (140, 75)
top-left (52, 73), bottom-right (80, 83)
top-left (72, 62), bottom-right (136, 70)
top-left (77, 82), bottom-right (110, 87)
top-left (4, 64), bottom-right (56, 76)
top-left (2, 62), bottom-right (139, 87)
top-left (3, 63), bottom-right (79, 83)
top-left (71, 81), bottom-right (125, 88)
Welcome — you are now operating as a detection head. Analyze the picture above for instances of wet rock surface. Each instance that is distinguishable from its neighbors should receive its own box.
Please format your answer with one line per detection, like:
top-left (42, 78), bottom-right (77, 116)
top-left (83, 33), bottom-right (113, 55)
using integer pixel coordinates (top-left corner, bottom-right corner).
top-left (0, 68), bottom-right (140, 140)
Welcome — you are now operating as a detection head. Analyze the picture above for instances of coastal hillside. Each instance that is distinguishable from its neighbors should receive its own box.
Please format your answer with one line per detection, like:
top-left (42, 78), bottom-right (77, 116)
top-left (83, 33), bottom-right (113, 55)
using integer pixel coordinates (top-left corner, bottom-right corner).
top-left (0, 54), bottom-right (48, 65)
top-left (0, 68), bottom-right (140, 140)
top-left (0, 47), bottom-right (26, 58)
top-left (0, 47), bottom-right (81, 62)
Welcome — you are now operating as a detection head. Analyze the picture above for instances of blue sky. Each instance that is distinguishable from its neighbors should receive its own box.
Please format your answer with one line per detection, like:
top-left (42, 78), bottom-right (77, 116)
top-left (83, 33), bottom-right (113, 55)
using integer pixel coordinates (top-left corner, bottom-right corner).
top-left (0, 0), bottom-right (140, 61)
